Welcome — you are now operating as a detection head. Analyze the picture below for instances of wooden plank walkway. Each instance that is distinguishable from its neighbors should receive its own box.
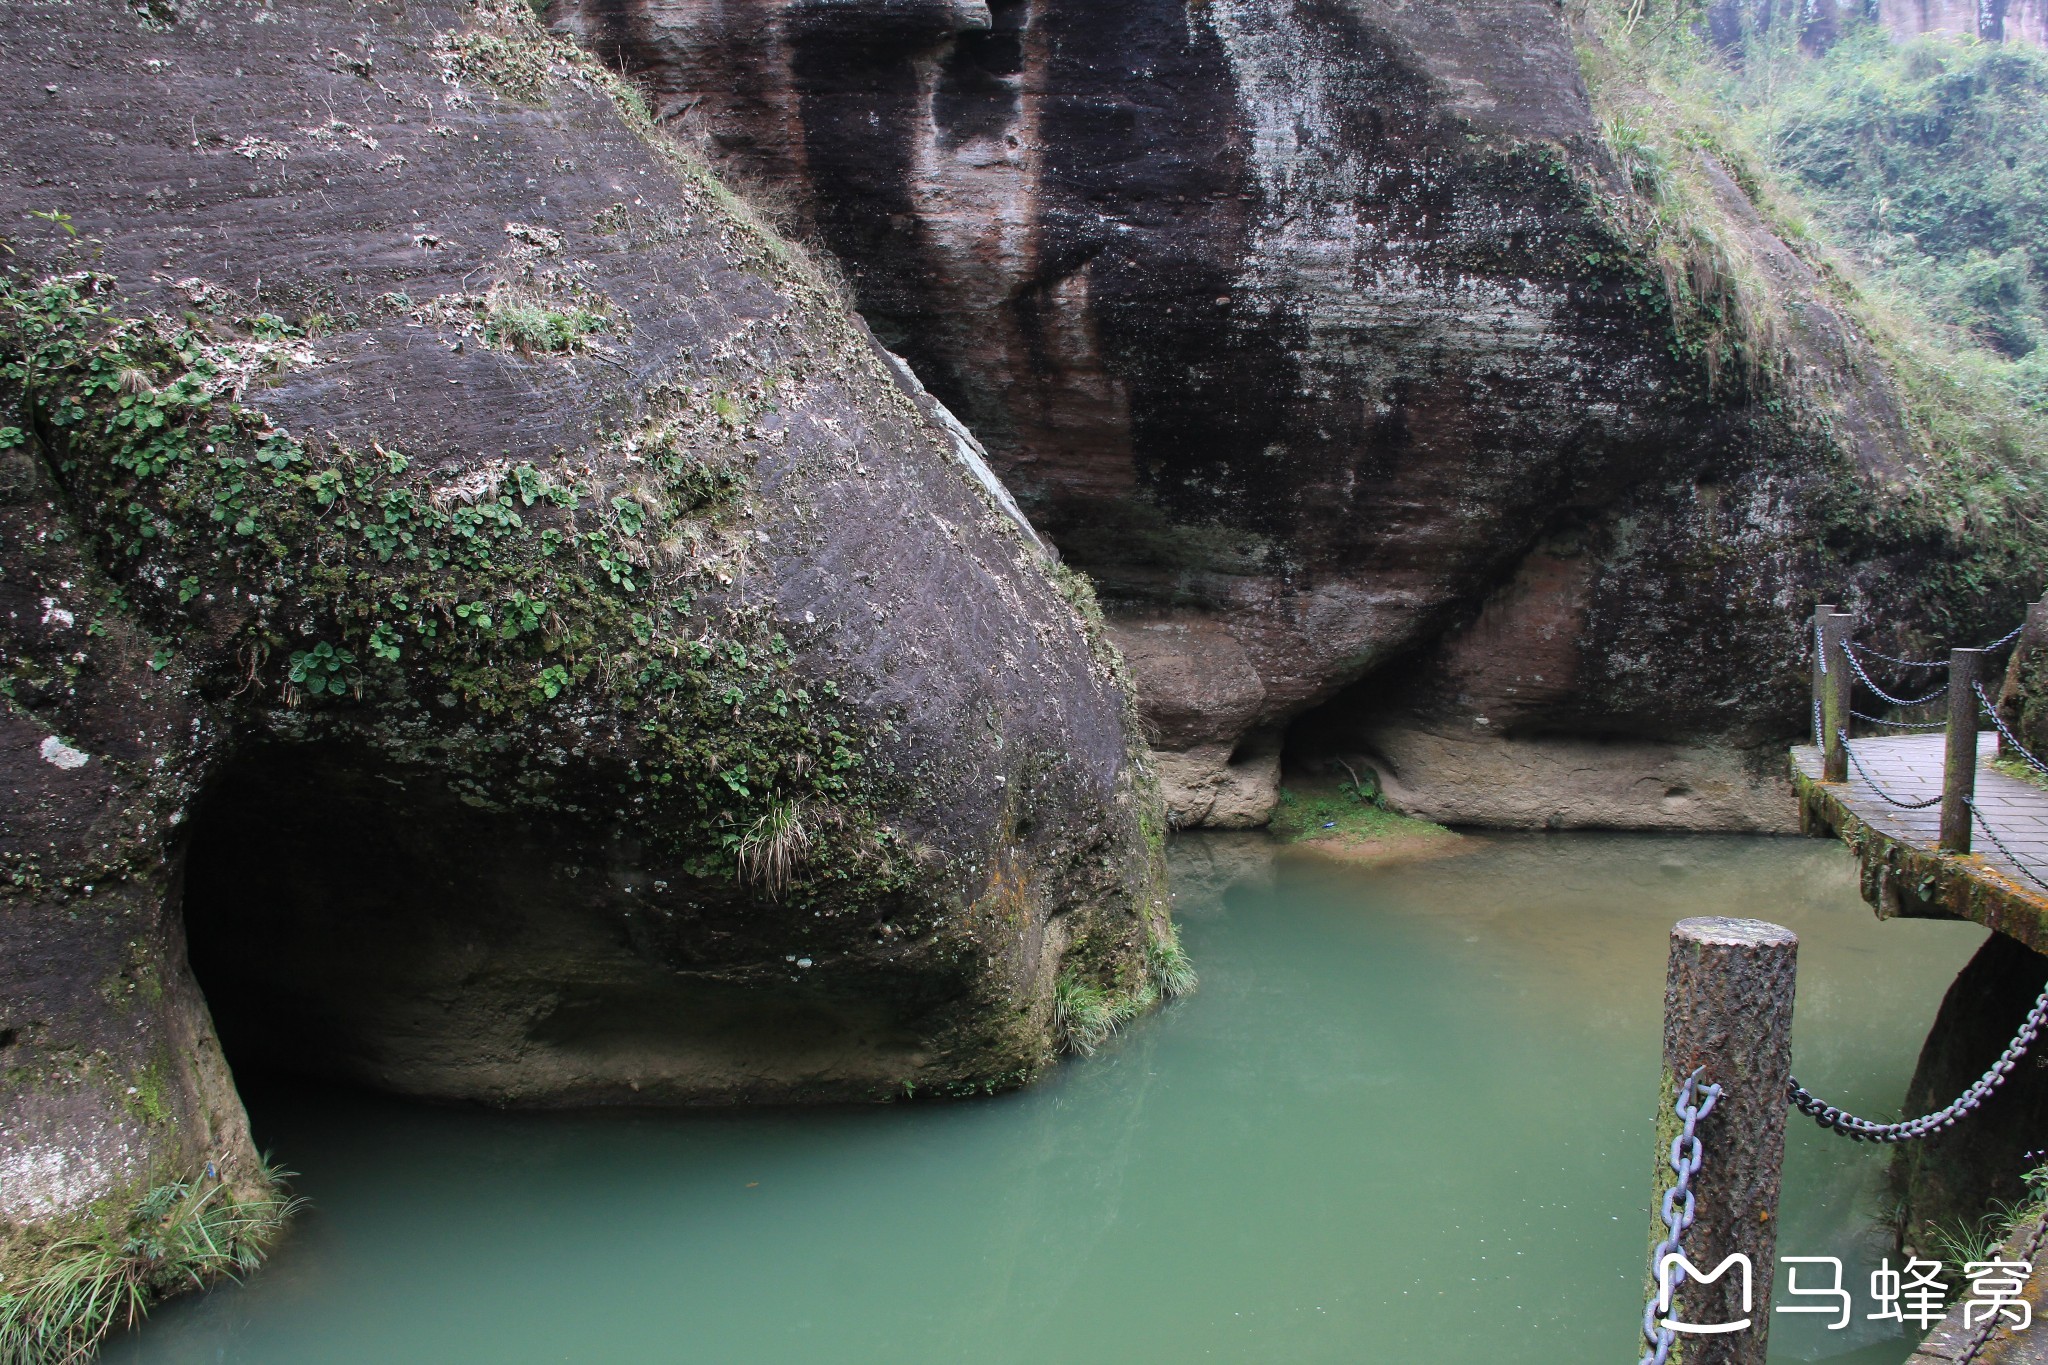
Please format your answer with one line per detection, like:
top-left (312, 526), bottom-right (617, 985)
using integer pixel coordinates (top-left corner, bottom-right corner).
top-left (1792, 733), bottom-right (2048, 951)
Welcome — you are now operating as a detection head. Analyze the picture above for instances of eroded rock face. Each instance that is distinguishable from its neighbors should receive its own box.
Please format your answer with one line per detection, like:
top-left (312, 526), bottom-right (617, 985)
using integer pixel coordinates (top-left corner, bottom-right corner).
top-left (553, 0), bottom-right (1975, 830)
top-left (0, 0), bottom-right (1165, 1257)
top-left (1892, 933), bottom-right (2048, 1249)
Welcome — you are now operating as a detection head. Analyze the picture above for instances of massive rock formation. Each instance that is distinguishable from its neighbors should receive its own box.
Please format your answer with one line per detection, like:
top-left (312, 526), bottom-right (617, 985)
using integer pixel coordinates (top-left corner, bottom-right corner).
top-left (0, 0), bottom-right (1168, 1279)
top-left (550, 0), bottom-right (1999, 832)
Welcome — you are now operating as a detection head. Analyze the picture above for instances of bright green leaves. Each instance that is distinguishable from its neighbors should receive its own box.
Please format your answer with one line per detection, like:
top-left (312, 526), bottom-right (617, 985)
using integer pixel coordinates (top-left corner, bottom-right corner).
top-left (287, 640), bottom-right (357, 697)
top-left (611, 494), bottom-right (645, 535)
top-left (506, 591), bottom-right (547, 636)
top-left (534, 663), bottom-right (571, 701)
top-left (586, 530), bottom-right (639, 592)
top-left (512, 462), bottom-right (547, 506)
top-left (368, 622), bottom-right (404, 662)
top-left (253, 430), bottom-right (303, 470)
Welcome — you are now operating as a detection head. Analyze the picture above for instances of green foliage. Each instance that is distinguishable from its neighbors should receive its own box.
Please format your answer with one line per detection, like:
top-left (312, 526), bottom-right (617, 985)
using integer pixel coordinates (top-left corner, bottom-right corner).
top-left (286, 640), bottom-right (355, 699)
top-left (1145, 921), bottom-right (1198, 1000)
top-left (1574, 0), bottom-right (2048, 628)
top-left (0, 269), bottom-right (902, 902)
top-left (731, 797), bottom-right (813, 897)
top-left (478, 288), bottom-right (609, 355)
top-left (1764, 32), bottom-right (2048, 363)
top-left (1922, 1161), bottom-right (2048, 1283)
top-left (1052, 970), bottom-right (1153, 1057)
top-left (1267, 783), bottom-right (1451, 846)
top-left (0, 1169), bottom-right (302, 1365)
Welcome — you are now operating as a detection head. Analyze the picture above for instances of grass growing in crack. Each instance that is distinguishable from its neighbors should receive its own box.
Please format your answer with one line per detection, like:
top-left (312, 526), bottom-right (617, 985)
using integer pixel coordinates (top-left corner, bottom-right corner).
top-left (0, 1167), bottom-right (302, 1365)
top-left (1147, 922), bottom-right (1197, 1000)
top-left (478, 287), bottom-right (610, 356)
top-left (1053, 971), bottom-right (1154, 1057)
top-left (732, 797), bottom-right (813, 898)
top-left (1920, 1162), bottom-right (2048, 1285)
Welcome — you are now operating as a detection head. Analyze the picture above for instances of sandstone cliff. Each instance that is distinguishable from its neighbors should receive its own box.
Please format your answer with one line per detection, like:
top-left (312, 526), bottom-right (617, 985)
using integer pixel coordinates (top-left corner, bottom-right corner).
top-left (552, 0), bottom-right (2016, 833)
top-left (0, 0), bottom-right (1170, 1303)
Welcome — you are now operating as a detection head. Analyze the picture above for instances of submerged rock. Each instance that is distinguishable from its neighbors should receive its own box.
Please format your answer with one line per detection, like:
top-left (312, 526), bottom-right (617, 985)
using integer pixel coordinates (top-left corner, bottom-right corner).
top-left (0, 0), bottom-right (1169, 1276)
top-left (554, 0), bottom-right (2009, 830)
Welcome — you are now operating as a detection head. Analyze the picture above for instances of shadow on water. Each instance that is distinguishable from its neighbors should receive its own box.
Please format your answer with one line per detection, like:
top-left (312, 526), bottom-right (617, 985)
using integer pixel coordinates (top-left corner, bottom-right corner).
top-left (104, 832), bottom-right (1981, 1364)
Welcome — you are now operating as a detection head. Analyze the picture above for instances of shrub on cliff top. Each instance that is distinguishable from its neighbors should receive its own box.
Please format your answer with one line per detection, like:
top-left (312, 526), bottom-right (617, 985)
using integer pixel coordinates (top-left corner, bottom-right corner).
top-left (1573, 0), bottom-right (2048, 631)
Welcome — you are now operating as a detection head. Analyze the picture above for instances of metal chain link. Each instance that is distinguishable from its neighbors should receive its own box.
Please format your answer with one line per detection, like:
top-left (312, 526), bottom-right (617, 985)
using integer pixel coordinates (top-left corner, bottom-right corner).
top-left (1985, 621), bottom-right (2027, 653)
top-left (1976, 681), bottom-right (2048, 781)
top-left (1838, 731), bottom-right (1944, 809)
top-left (1790, 980), bottom-right (2048, 1142)
top-left (1968, 799), bottom-right (2048, 896)
top-left (1848, 621), bottom-right (2025, 669)
top-left (1843, 643), bottom-right (1951, 708)
top-left (1850, 710), bottom-right (1947, 730)
top-left (1641, 1070), bottom-right (1722, 1365)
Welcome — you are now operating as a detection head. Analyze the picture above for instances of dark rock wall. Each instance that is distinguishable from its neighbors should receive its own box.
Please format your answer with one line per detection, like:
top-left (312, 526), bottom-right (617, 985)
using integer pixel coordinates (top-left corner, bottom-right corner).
top-left (553, 0), bottom-right (1953, 830)
top-left (1892, 932), bottom-right (2048, 1250)
top-left (1, 0), bottom-right (1165, 1262)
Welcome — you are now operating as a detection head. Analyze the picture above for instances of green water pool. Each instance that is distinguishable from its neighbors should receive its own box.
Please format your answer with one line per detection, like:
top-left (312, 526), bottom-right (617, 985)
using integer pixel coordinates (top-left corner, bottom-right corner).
top-left (102, 832), bottom-right (1985, 1363)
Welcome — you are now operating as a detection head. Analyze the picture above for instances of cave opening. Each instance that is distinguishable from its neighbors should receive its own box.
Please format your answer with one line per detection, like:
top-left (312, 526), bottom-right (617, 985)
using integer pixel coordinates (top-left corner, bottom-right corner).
top-left (178, 739), bottom-right (506, 1094)
top-left (177, 740), bottom-right (936, 1108)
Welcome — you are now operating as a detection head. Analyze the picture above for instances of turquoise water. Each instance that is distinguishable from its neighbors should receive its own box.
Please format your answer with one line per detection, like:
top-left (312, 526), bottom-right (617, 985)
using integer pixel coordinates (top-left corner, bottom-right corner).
top-left (106, 832), bottom-right (1984, 1364)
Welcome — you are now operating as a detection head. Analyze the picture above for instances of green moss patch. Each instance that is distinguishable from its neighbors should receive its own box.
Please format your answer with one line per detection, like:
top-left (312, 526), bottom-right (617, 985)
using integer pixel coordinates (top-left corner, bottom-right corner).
top-left (1268, 783), bottom-right (1457, 860)
top-left (0, 265), bottom-right (906, 905)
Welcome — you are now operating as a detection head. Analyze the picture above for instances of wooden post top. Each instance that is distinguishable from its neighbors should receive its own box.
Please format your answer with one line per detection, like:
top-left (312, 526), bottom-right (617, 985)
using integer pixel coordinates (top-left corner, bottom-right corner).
top-left (1673, 917), bottom-right (1798, 949)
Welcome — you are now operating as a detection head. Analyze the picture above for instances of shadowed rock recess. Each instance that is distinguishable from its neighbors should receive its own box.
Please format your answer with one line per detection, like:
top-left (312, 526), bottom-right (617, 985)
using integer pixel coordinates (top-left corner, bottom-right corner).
top-left (554, 0), bottom-right (2015, 831)
top-left (0, 0), bottom-right (1170, 1275)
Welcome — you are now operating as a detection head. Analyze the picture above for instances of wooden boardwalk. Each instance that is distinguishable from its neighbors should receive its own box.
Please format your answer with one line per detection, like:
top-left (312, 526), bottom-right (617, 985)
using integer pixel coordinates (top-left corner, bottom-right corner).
top-left (1792, 733), bottom-right (2048, 949)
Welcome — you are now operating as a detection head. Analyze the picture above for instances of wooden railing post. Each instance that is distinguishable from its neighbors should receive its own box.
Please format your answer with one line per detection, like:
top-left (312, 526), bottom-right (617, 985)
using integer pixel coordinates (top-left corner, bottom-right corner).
top-left (1942, 648), bottom-right (1985, 853)
top-left (1819, 610), bottom-right (1853, 783)
top-left (1648, 918), bottom-right (1798, 1364)
top-left (1810, 602), bottom-right (1835, 747)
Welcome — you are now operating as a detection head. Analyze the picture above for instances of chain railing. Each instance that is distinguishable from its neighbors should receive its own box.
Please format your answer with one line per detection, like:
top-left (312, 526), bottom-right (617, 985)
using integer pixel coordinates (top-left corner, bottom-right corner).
top-left (1788, 980), bottom-right (2048, 1141)
top-left (1842, 642), bottom-right (1951, 708)
top-left (1811, 600), bottom-right (2048, 860)
top-left (1640, 1069), bottom-right (1722, 1365)
top-left (1837, 729), bottom-right (1944, 809)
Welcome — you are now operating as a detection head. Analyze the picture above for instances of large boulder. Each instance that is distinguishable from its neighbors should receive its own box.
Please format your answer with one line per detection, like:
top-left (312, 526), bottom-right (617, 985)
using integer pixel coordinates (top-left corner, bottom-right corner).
top-left (553, 0), bottom-right (2016, 831)
top-left (0, 0), bottom-right (1168, 1287)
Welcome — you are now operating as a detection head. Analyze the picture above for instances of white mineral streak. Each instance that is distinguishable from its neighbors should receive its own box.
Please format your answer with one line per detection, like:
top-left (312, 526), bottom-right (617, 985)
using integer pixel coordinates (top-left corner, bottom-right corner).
top-left (1207, 1), bottom-right (1565, 388)
top-left (880, 349), bottom-right (1046, 551)
top-left (0, 1142), bottom-right (127, 1220)
top-left (39, 735), bottom-right (90, 770)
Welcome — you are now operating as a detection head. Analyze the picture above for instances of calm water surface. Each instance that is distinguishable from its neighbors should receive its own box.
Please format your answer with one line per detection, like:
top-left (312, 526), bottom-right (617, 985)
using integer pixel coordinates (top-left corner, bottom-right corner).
top-left (106, 832), bottom-right (1985, 1364)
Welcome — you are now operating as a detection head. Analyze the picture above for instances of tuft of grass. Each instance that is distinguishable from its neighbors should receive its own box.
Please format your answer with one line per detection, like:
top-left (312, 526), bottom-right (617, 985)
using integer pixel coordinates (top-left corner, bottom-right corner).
top-left (478, 286), bottom-right (609, 355)
top-left (0, 1166), bottom-right (302, 1365)
top-left (1146, 922), bottom-right (1198, 1000)
top-left (1052, 970), bottom-right (1154, 1057)
top-left (1919, 1162), bottom-right (2048, 1284)
top-left (731, 797), bottom-right (813, 897)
